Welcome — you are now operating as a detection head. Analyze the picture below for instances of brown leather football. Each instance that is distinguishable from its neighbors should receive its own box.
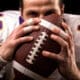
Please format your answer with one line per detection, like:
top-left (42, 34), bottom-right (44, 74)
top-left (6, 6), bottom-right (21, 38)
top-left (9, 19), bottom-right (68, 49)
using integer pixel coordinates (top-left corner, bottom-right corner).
top-left (13, 14), bottom-right (63, 80)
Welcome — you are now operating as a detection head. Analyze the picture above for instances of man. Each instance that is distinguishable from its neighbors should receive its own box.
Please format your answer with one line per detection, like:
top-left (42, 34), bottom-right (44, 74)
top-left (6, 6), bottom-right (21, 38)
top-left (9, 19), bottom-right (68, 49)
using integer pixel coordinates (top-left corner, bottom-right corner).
top-left (0, 0), bottom-right (80, 80)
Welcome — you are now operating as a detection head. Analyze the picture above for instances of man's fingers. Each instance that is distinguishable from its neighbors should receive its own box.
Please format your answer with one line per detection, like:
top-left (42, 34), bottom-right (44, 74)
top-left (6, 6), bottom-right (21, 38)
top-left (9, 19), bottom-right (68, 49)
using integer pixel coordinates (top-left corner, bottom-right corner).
top-left (50, 34), bottom-right (68, 47)
top-left (15, 18), bottom-right (40, 38)
top-left (42, 51), bottom-right (64, 62)
top-left (15, 36), bottom-right (33, 45)
top-left (61, 22), bottom-right (73, 39)
top-left (15, 26), bottom-right (40, 38)
top-left (20, 18), bottom-right (40, 28)
top-left (61, 22), bottom-right (68, 30)
top-left (50, 34), bottom-right (73, 56)
top-left (61, 22), bottom-right (74, 50)
top-left (23, 26), bottom-right (40, 32)
top-left (50, 24), bottom-right (69, 40)
top-left (50, 34), bottom-right (71, 56)
top-left (40, 19), bottom-right (68, 40)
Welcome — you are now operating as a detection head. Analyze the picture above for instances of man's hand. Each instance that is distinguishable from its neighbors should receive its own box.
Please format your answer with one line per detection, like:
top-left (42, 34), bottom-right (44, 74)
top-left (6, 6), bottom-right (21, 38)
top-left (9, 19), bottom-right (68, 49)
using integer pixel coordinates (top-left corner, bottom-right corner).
top-left (42, 22), bottom-right (80, 80)
top-left (0, 18), bottom-right (40, 61)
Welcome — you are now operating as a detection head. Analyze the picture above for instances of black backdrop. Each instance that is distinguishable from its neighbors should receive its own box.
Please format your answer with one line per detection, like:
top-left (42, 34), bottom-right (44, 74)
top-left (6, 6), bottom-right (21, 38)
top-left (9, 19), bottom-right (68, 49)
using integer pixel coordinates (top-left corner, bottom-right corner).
top-left (0, 0), bottom-right (80, 14)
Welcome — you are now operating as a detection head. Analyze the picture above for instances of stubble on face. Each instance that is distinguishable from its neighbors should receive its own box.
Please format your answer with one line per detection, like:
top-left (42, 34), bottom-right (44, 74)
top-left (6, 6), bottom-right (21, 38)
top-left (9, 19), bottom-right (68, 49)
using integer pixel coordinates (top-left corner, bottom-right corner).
top-left (21, 0), bottom-right (62, 20)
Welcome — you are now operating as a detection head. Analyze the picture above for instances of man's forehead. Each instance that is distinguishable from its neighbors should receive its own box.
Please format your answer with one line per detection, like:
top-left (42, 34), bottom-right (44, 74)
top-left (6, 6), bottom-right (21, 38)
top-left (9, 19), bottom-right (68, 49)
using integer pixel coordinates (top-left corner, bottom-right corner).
top-left (23, 0), bottom-right (59, 7)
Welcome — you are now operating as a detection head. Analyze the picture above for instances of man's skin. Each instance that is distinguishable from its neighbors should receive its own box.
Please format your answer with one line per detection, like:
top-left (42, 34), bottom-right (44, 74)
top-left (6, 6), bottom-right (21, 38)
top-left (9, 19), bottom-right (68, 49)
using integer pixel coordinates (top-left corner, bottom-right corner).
top-left (0, 0), bottom-right (80, 80)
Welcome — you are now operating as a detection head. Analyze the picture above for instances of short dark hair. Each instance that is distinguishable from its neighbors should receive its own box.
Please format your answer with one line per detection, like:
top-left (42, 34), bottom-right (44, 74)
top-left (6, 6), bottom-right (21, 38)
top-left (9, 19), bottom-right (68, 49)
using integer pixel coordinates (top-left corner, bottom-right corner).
top-left (19, 0), bottom-right (64, 9)
top-left (20, 0), bottom-right (23, 9)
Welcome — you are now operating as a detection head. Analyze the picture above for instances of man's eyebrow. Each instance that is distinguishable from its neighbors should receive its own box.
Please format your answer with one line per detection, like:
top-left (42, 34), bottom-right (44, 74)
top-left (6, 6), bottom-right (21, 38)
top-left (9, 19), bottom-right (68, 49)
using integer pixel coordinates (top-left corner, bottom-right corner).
top-left (26, 8), bottom-right (39, 12)
top-left (45, 9), bottom-right (57, 13)
top-left (26, 10), bottom-right (39, 15)
top-left (27, 10), bottom-right (38, 12)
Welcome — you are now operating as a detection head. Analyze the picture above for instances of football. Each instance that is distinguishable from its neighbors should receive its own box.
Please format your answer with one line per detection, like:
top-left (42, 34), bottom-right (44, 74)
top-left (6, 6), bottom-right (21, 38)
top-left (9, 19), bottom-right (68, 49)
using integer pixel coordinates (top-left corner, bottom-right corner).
top-left (13, 14), bottom-right (63, 80)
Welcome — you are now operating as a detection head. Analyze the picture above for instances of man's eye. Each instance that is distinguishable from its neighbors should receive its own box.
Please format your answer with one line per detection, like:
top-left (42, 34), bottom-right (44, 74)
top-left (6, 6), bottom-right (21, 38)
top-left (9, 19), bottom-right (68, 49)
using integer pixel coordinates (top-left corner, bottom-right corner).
top-left (27, 11), bottom-right (38, 17)
top-left (45, 10), bottom-right (55, 16)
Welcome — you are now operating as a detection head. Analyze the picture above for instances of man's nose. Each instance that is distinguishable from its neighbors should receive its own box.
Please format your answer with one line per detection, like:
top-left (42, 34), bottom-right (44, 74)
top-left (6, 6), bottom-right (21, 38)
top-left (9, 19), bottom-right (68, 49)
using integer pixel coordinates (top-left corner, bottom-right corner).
top-left (39, 14), bottom-right (44, 19)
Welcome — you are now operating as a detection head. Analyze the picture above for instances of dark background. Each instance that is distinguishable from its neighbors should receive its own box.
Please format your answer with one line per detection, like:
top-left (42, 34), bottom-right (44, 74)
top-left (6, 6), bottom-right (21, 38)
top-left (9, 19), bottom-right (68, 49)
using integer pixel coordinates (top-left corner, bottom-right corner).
top-left (0, 0), bottom-right (80, 14)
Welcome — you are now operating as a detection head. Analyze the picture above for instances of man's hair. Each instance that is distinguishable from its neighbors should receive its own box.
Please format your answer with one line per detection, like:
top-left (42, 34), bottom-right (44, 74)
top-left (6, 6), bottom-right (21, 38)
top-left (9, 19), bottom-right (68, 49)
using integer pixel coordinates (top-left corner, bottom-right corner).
top-left (19, 0), bottom-right (64, 9)
top-left (20, 0), bottom-right (23, 9)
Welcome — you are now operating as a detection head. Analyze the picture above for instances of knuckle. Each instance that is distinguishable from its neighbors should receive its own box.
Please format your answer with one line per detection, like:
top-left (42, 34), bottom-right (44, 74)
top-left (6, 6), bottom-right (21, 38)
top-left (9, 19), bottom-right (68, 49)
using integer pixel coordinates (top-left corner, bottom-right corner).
top-left (61, 22), bottom-right (68, 30)
top-left (8, 40), bottom-right (16, 48)
top-left (66, 35), bottom-right (71, 41)
top-left (63, 42), bottom-right (68, 47)
top-left (70, 32), bottom-right (73, 38)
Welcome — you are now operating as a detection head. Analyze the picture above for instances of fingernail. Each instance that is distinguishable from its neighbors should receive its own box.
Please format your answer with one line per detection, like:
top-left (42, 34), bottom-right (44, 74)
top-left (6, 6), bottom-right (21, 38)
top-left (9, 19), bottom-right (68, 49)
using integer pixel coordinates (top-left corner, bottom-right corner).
top-left (59, 30), bottom-right (68, 39)
top-left (26, 18), bottom-right (34, 25)
top-left (51, 34), bottom-right (57, 40)
top-left (42, 51), bottom-right (49, 57)
top-left (23, 26), bottom-right (33, 32)
top-left (34, 26), bottom-right (40, 30)
top-left (29, 37), bottom-right (33, 40)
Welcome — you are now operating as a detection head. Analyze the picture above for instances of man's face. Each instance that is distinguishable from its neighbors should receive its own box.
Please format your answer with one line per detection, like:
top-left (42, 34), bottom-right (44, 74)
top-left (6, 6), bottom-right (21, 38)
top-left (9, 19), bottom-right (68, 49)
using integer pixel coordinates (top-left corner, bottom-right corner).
top-left (21, 0), bottom-right (64, 20)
